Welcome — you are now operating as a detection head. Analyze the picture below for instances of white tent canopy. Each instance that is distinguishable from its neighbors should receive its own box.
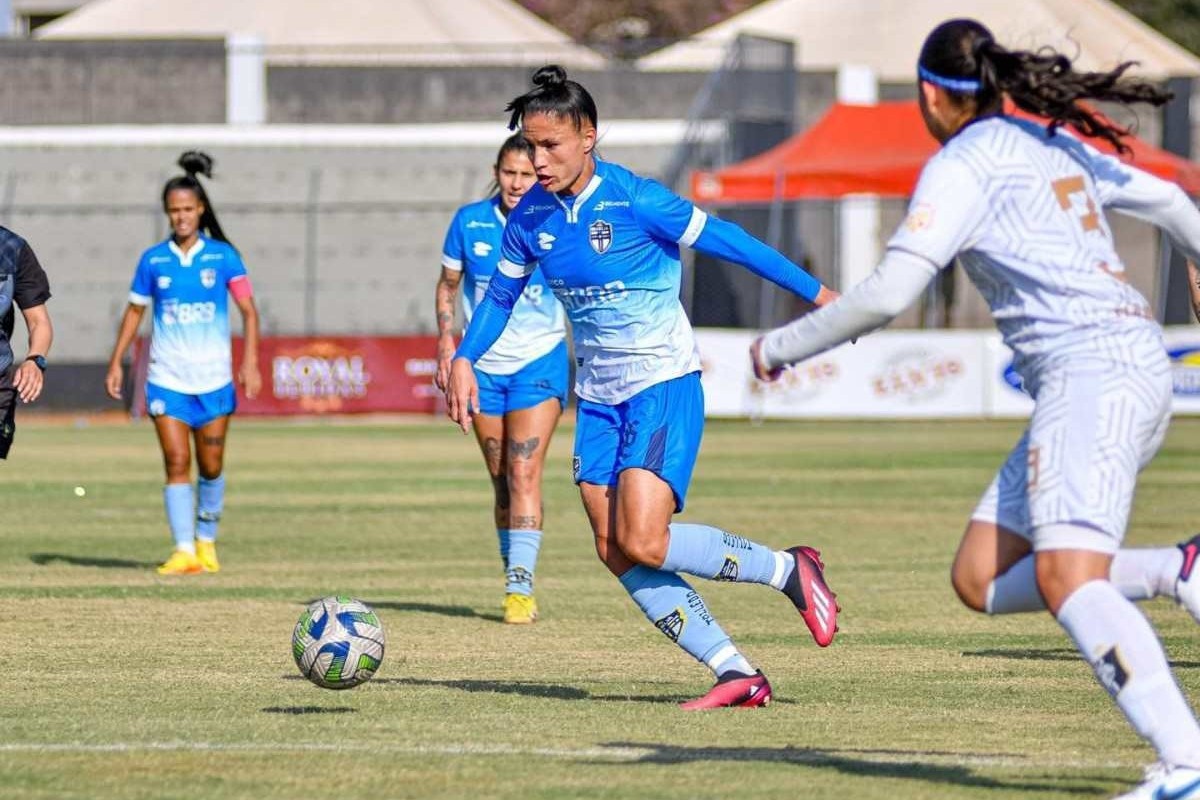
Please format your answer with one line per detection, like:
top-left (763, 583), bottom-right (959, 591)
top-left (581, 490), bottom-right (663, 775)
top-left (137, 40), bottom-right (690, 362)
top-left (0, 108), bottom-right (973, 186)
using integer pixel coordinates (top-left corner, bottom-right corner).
top-left (640, 0), bottom-right (1200, 80)
top-left (37, 0), bottom-right (605, 67)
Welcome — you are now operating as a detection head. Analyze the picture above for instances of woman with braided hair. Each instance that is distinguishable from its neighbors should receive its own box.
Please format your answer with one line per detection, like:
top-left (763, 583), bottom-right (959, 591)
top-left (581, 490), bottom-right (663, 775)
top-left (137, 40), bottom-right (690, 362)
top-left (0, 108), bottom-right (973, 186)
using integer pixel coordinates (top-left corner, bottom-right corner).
top-left (106, 151), bottom-right (261, 576)
top-left (753, 18), bottom-right (1200, 798)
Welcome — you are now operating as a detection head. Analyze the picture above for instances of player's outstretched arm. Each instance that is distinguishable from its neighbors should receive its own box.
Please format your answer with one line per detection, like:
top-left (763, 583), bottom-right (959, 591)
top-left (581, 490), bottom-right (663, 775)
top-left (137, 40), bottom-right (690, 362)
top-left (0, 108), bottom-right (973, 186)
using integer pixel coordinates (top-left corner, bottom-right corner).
top-left (689, 215), bottom-right (832, 303)
top-left (752, 249), bottom-right (937, 380)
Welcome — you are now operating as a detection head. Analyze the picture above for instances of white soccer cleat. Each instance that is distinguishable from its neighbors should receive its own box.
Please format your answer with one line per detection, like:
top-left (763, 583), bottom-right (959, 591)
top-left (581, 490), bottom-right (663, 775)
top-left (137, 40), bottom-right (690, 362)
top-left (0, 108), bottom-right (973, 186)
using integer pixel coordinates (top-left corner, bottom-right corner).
top-left (1114, 762), bottom-right (1200, 800)
top-left (1175, 534), bottom-right (1200, 624)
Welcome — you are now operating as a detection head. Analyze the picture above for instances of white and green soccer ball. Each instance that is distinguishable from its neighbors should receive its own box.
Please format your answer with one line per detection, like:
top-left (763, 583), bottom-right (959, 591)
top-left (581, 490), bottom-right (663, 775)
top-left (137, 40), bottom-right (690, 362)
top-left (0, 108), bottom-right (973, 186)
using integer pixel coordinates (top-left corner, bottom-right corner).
top-left (292, 596), bottom-right (385, 689)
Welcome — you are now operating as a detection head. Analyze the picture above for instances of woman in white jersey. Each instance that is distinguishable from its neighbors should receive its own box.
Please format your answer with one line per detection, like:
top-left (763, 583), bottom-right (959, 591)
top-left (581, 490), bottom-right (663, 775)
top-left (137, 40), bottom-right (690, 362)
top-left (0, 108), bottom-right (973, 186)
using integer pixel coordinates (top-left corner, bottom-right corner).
top-left (435, 134), bottom-right (569, 624)
top-left (106, 152), bottom-right (262, 576)
top-left (754, 19), bottom-right (1200, 799)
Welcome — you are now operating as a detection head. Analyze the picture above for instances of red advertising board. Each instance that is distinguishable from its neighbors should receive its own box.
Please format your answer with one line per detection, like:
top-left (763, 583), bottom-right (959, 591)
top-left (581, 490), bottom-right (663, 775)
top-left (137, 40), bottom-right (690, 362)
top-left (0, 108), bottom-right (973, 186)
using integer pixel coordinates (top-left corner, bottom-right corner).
top-left (132, 336), bottom-right (442, 416)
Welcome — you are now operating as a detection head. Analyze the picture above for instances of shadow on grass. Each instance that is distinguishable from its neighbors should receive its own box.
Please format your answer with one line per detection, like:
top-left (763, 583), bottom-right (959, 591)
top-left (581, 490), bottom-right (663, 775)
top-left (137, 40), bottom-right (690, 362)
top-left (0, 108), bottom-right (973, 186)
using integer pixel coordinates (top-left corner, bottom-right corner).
top-left (30, 552), bottom-right (157, 570)
top-left (261, 706), bottom-right (357, 715)
top-left (364, 677), bottom-right (794, 706)
top-left (600, 742), bottom-right (1108, 795)
top-left (963, 647), bottom-right (1200, 669)
top-left (305, 599), bottom-right (503, 624)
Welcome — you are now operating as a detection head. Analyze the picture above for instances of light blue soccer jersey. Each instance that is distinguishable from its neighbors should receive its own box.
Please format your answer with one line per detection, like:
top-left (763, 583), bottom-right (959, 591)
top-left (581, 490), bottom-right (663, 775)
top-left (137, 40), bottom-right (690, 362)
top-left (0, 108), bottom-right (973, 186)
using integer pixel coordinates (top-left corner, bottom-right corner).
top-left (499, 160), bottom-right (706, 404)
top-left (442, 196), bottom-right (565, 375)
top-left (129, 236), bottom-right (248, 394)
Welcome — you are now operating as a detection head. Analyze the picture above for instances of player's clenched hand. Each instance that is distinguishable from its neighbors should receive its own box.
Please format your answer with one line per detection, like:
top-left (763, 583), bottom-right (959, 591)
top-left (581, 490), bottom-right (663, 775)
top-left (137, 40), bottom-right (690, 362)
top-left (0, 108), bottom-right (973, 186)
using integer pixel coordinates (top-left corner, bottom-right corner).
top-left (445, 357), bottom-right (478, 435)
top-left (750, 336), bottom-right (783, 383)
top-left (434, 334), bottom-right (456, 393)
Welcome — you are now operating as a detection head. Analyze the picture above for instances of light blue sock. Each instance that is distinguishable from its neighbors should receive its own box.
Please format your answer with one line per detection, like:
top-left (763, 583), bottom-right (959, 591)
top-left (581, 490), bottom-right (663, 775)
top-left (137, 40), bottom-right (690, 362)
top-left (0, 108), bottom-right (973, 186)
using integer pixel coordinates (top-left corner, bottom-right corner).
top-left (496, 528), bottom-right (512, 570)
top-left (163, 483), bottom-right (195, 554)
top-left (662, 522), bottom-right (792, 589)
top-left (196, 475), bottom-right (225, 542)
top-left (506, 529), bottom-right (542, 596)
top-left (619, 565), bottom-right (754, 677)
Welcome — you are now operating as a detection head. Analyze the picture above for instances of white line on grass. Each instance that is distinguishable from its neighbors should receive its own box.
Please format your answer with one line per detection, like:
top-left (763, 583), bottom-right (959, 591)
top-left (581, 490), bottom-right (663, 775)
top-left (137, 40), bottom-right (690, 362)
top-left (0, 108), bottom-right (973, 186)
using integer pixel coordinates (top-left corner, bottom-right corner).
top-left (0, 741), bottom-right (1143, 770)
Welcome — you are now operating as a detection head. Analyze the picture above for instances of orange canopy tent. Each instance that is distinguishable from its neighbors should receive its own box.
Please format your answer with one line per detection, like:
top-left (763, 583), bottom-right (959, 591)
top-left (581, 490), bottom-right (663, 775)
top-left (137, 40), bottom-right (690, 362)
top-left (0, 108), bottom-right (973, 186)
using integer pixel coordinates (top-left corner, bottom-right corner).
top-left (690, 100), bottom-right (1200, 203)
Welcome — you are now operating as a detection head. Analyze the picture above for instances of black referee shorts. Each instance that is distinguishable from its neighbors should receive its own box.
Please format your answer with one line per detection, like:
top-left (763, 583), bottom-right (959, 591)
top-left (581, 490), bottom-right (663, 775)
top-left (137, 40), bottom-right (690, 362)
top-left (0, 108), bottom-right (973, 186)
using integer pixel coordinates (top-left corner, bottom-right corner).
top-left (0, 386), bottom-right (15, 459)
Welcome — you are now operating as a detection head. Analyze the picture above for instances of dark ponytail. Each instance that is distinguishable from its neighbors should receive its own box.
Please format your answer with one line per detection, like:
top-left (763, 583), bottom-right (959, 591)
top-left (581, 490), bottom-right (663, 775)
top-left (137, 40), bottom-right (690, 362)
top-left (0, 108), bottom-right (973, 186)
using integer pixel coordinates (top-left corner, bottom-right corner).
top-left (918, 18), bottom-right (1173, 153)
top-left (161, 151), bottom-right (235, 247)
top-left (505, 64), bottom-right (598, 132)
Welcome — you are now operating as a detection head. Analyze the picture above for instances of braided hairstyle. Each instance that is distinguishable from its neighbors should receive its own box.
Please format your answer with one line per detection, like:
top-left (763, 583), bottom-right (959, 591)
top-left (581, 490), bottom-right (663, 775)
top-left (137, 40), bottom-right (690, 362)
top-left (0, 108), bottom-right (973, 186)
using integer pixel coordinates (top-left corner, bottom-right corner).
top-left (161, 151), bottom-right (234, 245)
top-left (505, 64), bottom-right (598, 132)
top-left (918, 18), bottom-right (1172, 153)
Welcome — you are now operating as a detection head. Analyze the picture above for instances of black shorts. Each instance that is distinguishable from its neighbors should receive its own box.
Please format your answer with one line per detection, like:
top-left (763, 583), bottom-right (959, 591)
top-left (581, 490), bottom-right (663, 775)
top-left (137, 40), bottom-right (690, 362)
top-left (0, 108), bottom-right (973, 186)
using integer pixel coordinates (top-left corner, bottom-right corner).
top-left (0, 386), bottom-right (14, 459)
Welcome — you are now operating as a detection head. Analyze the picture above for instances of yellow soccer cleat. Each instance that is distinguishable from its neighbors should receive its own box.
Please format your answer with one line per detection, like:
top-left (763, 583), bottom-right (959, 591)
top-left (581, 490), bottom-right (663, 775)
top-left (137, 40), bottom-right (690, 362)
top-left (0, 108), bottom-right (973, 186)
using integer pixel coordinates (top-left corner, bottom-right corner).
top-left (195, 540), bottom-right (220, 573)
top-left (157, 549), bottom-right (203, 576)
top-left (502, 593), bottom-right (539, 625)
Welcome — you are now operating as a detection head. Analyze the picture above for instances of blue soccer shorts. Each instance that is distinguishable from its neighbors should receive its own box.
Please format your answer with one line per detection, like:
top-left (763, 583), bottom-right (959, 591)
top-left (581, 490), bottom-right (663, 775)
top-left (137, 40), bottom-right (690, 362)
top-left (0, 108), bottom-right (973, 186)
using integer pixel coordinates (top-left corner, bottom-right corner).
top-left (474, 340), bottom-right (569, 417)
top-left (572, 370), bottom-right (704, 513)
top-left (145, 381), bottom-right (237, 429)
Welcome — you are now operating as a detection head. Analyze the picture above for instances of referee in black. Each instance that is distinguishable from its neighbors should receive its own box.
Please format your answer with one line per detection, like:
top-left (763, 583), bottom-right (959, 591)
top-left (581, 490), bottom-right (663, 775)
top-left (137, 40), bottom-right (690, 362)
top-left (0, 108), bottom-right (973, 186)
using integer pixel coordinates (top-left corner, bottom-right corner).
top-left (0, 228), bottom-right (52, 459)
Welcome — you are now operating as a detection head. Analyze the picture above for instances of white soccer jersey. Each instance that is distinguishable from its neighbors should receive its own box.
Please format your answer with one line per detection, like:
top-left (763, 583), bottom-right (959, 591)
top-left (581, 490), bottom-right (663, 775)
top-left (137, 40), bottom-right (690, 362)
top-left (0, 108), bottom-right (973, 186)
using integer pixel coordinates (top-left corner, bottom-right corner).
top-left (888, 116), bottom-right (1164, 383)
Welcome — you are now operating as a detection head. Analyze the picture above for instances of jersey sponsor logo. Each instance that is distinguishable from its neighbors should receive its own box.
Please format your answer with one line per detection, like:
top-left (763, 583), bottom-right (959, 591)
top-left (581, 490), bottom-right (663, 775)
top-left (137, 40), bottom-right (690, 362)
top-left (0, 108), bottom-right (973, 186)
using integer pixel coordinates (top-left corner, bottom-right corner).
top-left (200, 268), bottom-right (217, 289)
top-left (654, 608), bottom-right (685, 642)
top-left (157, 276), bottom-right (172, 290)
top-left (149, 256), bottom-right (171, 265)
top-left (1168, 345), bottom-right (1200, 396)
top-left (465, 220), bottom-right (496, 229)
top-left (523, 204), bottom-right (555, 215)
top-left (554, 280), bottom-right (629, 309)
top-left (588, 219), bottom-right (613, 254)
top-left (537, 232), bottom-right (556, 251)
top-left (472, 241), bottom-right (493, 257)
top-left (592, 200), bottom-right (630, 211)
top-left (903, 202), bottom-right (935, 233)
top-left (199, 253), bottom-right (223, 262)
top-left (160, 299), bottom-right (216, 326)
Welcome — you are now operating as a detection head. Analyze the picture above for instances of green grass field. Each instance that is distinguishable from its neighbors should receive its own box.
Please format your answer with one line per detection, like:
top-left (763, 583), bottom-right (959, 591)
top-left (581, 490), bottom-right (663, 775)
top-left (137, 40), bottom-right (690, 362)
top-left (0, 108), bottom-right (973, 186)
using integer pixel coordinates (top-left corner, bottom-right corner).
top-left (3, 416), bottom-right (1200, 799)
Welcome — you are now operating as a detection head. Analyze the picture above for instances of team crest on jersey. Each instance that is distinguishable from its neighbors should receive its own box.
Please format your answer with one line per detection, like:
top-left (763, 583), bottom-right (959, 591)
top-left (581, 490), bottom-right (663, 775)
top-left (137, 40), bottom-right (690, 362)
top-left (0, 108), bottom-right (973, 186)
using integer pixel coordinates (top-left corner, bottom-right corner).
top-left (654, 608), bottom-right (685, 642)
top-left (200, 268), bottom-right (217, 289)
top-left (716, 556), bottom-right (740, 581)
top-left (903, 202), bottom-right (935, 233)
top-left (588, 219), bottom-right (613, 254)
top-left (157, 276), bottom-right (172, 290)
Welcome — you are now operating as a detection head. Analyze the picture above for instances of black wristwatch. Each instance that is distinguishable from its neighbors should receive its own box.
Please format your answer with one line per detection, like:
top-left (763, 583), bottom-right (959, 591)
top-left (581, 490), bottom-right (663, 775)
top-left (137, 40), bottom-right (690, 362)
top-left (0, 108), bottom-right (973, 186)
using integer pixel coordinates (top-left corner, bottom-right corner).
top-left (24, 355), bottom-right (46, 372)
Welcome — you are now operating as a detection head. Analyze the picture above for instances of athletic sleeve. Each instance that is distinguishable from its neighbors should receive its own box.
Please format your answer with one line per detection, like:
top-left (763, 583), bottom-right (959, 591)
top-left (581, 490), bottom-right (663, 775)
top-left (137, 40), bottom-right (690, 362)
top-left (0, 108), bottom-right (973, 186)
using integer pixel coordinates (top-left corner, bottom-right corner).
top-left (453, 270), bottom-right (531, 364)
top-left (441, 207), bottom-right (466, 272)
top-left (13, 242), bottom-right (50, 309)
top-left (886, 155), bottom-right (989, 269)
top-left (632, 178), bottom-right (822, 301)
top-left (129, 251), bottom-right (154, 306)
top-left (224, 246), bottom-right (252, 299)
top-left (1081, 143), bottom-right (1200, 263)
top-left (497, 213), bottom-right (538, 279)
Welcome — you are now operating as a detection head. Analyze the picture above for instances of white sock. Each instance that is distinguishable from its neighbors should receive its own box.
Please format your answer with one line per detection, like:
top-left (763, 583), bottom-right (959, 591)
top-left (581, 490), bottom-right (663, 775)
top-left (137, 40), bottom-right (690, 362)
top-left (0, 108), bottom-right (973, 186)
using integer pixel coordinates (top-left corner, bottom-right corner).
top-left (1057, 580), bottom-right (1200, 767)
top-left (986, 556), bottom-right (1045, 614)
top-left (1110, 548), bottom-right (1183, 601)
top-left (986, 548), bottom-right (1185, 615)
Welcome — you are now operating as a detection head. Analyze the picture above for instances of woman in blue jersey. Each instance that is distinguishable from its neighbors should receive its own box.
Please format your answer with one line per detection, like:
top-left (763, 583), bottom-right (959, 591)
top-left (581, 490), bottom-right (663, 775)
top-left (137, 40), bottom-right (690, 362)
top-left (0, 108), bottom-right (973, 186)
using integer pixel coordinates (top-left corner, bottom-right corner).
top-left (446, 66), bottom-right (840, 708)
top-left (105, 151), bottom-right (261, 576)
top-left (435, 133), bottom-right (569, 624)
top-left (755, 19), bottom-right (1200, 798)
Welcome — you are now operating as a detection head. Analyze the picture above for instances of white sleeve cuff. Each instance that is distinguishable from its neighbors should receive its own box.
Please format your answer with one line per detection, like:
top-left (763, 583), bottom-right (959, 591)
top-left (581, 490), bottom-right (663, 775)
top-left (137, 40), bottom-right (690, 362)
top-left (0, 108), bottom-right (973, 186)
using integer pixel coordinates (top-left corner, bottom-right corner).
top-left (441, 255), bottom-right (463, 272)
top-left (678, 207), bottom-right (707, 247)
top-left (498, 258), bottom-right (533, 278)
top-left (128, 292), bottom-right (151, 306)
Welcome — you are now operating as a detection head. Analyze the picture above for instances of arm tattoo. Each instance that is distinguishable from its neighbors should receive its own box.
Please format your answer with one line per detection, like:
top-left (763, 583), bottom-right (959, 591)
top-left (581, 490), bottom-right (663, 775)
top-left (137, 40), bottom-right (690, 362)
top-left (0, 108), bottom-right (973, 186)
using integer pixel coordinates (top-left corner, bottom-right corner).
top-left (508, 437), bottom-right (540, 460)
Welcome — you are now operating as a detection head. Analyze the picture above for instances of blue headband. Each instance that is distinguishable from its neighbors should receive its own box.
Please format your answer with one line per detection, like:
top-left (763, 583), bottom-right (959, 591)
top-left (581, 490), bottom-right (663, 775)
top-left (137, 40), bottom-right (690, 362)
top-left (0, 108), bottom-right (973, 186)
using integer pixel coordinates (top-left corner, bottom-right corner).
top-left (918, 65), bottom-right (981, 93)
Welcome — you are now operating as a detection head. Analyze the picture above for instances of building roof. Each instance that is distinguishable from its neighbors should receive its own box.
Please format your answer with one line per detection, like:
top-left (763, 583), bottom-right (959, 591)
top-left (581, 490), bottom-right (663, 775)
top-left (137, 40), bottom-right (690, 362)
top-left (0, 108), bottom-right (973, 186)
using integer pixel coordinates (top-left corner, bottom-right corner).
top-left (641, 0), bottom-right (1200, 80)
top-left (37, 0), bottom-right (605, 67)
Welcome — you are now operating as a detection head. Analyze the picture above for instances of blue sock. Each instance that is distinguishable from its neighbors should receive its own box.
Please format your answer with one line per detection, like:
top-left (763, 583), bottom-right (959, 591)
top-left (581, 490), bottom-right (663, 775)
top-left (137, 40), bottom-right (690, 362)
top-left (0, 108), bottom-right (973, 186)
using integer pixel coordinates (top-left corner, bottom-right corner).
top-left (619, 565), bottom-right (754, 677)
top-left (662, 522), bottom-right (791, 589)
top-left (496, 528), bottom-right (512, 570)
top-left (506, 529), bottom-right (541, 596)
top-left (163, 483), bottom-right (195, 554)
top-left (196, 475), bottom-right (225, 542)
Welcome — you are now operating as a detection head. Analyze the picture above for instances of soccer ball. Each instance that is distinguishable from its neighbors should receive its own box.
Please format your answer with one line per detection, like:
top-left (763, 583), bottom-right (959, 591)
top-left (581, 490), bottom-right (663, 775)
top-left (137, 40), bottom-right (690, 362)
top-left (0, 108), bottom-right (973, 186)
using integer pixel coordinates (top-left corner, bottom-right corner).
top-left (292, 595), bottom-right (386, 689)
